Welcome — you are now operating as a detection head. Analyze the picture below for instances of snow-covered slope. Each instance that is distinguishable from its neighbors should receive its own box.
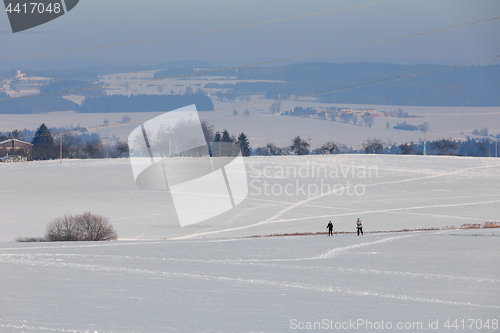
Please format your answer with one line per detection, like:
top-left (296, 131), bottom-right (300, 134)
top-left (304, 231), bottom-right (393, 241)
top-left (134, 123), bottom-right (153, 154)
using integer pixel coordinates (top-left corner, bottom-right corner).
top-left (1, 155), bottom-right (499, 241)
top-left (1, 155), bottom-right (499, 332)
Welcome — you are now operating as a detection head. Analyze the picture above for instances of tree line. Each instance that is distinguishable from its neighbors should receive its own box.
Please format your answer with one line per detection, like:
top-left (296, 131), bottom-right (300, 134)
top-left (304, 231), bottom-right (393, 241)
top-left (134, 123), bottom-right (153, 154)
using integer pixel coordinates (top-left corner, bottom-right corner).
top-left (1, 124), bottom-right (129, 161)
top-left (0, 88), bottom-right (214, 114)
top-left (78, 91), bottom-right (214, 113)
top-left (3, 123), bottom-right (498, 161)
top-left (252, 137), bottom-right (499, 157)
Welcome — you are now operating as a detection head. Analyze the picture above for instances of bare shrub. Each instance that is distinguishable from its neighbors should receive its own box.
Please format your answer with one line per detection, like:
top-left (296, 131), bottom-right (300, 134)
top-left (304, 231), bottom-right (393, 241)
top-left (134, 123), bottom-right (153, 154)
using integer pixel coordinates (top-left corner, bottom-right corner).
top-left (45, 212), bottom-right (118, 242)
top-left (461, 223), bottom-right (481, 229)
top-left (15, 237), bottom-right (47, 242)
top-left (484, 222), bottom-right (500, 228)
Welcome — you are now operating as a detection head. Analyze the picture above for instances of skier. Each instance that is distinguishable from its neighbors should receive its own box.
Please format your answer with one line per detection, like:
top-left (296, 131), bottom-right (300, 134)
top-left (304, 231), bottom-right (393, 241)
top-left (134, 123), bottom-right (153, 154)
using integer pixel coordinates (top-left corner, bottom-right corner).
top-left (326, 221), bottom-right (334, 236)
top-left (356, 218), bottom-right (363, 236)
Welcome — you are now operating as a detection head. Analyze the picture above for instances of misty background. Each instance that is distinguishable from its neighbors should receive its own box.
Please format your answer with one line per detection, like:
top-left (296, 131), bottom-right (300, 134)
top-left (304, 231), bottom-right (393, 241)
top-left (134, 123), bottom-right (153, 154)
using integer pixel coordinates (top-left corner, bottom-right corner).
top-left (1, 0), bottom-right (499, 71)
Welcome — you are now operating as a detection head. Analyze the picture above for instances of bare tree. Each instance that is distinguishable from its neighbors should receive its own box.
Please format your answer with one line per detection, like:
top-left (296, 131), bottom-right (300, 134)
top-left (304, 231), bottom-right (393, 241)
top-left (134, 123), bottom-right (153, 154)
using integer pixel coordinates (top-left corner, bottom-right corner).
top-left (233, 109), bottom-right (239, 116)
top-left (201, 121), bottom-right (215, 144)
top-left (45, 212), bottom-right (118, 242)
top-left (318, 141), bottom-right (339, 154)
top-left (362, 113), bottom-right (374, 127)
top-left (119, 115), bottom-right (131, 124)
top-left (114, 140), bottom-right (129, 157)
top-left (352, 115), bottom-right (359, 126)
top-left (340, 113), bottom-right (351, 123)
top-left (339, 113), bottom-right (358, 125)
top-left (266, 143), bottom-right (278, 156)
top-left (386, 121), bottom-right (390, 129)
top-left (291, 136), bottom-right (310, 155)
top-left (363, 138), bottom-right (384, 154)
top-left (431, 139), bottom-right (456, 155)
top-left (398, 143), bottom-right (413, 155)
top-left (477, 141), bottom-right (488, 157)
top-left (244, 109), bottom-right (250, 117)
top-left (62, 133), bottom-right (83, 159)
top-left (82, 139), bottom-right (103, 158)
top-left (9, 129), bottom-right (24, 139)
top-left (270, 101), bottom-right (281, 114)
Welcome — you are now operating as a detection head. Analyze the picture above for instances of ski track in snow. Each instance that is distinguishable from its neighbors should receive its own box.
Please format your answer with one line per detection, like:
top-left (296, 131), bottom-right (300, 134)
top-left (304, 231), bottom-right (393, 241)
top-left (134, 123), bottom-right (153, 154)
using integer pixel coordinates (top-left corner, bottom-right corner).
top-left (0, 233), bottom-right (413, 263)
top-left (173, 162), bottom-right (500, 240)
top-left (1, 255), bottom-right (498, 310)
top-left (2, 249), bottom-right (497, 284)
top-left (3, 231), bottom-right (497, 289)
top-left (270, 199), bottom-right (500, 224)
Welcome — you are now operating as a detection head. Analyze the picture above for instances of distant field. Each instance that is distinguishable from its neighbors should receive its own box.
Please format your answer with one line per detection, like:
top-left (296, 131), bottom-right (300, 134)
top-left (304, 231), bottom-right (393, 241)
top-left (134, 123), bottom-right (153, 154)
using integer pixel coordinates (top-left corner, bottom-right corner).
top-left (1, 102), bottom-right (499, 149)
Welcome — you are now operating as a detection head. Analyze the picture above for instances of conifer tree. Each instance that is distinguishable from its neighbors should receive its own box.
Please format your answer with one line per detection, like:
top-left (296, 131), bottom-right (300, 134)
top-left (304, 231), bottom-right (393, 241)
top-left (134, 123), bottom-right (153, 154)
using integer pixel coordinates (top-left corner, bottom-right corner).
top-left (31, 123), bottom-right (56, 160)
top-left (214, 131), bottom-right (221, 142)
top-left (221, 130), bottom-right (232, 143)
top-left (237, 132), bottom-right (251, 157)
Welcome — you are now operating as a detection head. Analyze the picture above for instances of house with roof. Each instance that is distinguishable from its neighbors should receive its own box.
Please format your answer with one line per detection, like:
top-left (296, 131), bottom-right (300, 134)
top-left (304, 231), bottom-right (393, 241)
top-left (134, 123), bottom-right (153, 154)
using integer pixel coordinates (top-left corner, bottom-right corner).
top-left (0, 139), bottom-right (32, 162)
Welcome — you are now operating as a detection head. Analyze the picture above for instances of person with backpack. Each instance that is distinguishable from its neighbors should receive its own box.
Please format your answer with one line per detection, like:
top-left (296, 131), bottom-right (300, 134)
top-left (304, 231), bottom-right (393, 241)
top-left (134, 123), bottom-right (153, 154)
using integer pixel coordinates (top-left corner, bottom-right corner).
top-left (326, 221), bottom-right (334, 236)
top-left (356, 218), bottom-right (363, 236)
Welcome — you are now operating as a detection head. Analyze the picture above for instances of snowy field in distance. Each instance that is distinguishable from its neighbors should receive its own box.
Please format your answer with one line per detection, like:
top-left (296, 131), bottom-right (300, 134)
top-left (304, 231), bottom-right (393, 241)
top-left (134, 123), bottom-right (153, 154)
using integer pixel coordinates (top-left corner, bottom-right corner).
top-left (1, 102), bottom-right (499, 149)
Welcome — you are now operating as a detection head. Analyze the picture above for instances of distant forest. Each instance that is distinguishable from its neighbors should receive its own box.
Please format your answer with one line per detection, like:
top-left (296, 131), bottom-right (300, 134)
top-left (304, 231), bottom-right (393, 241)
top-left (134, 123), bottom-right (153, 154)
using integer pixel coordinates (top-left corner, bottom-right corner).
top-left (78, 93), bottom-right (214, 113)
top-left (40, 79), bottom-right (105, 97)
top-left (0, 92), bottom-right (214, 114)
top-left (0, 95), bottom-right (79, 114)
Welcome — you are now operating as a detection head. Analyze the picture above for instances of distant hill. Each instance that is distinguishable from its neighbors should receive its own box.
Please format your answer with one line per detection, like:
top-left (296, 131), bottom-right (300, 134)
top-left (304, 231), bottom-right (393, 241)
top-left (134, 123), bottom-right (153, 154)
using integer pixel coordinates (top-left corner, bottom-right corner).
top-left (236, 63), bottom-right (500, 106)
top-left (187, 62), bottom-right (499, 106)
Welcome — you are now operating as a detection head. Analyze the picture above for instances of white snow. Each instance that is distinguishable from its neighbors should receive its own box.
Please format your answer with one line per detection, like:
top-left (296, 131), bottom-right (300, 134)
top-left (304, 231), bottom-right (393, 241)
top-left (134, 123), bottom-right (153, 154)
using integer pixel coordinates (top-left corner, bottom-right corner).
top-left (0, 155), bottom-right (499, 332)
top-left (1, 230), bottom-right (499, 332)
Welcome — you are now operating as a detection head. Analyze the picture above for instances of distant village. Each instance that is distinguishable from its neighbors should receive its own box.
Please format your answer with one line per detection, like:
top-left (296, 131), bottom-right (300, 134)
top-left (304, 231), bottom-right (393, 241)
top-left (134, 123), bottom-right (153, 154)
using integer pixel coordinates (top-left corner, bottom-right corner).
top-left (280, 106), bottom-right (420, 120)
top-left (0, 70), bottom-right (52, 96)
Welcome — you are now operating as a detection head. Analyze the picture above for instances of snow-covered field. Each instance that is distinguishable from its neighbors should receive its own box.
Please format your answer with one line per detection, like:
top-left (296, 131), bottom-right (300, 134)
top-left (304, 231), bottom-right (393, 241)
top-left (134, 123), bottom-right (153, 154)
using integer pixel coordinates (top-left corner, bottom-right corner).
top-left (1, 155), bottom-right (499, 332)
top-left (1, 155), bottom-right (499, 241)
top-left (1, 230), bottom-right (499, 332)
top-left (1, 102), bottom-right (499, 149)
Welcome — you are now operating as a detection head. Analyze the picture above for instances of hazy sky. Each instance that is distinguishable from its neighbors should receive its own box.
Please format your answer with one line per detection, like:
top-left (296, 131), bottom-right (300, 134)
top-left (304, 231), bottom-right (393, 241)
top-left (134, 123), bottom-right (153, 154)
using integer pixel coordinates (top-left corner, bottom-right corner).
top-left (1, 0), bottom-right (499, 70)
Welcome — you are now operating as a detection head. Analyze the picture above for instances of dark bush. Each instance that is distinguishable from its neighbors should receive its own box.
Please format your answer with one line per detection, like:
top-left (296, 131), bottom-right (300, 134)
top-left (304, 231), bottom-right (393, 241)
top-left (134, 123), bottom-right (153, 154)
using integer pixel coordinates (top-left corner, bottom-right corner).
top-left (45, 212), bottom-right (118, 242)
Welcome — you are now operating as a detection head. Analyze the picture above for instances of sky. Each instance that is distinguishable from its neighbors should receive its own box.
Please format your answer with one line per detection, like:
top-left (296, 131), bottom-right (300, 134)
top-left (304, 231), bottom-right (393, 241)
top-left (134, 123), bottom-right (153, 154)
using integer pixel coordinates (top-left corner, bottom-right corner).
top-left (0, 0), bottom-right (499, 71)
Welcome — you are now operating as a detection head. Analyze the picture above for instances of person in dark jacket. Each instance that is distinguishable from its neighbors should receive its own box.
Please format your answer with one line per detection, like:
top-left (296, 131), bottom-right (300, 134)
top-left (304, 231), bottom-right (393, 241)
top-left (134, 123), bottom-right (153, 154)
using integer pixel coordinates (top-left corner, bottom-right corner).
top-left (356, 218), bottom-right (363, 236)
top-left (326, 221), bottom-right (334, 236)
